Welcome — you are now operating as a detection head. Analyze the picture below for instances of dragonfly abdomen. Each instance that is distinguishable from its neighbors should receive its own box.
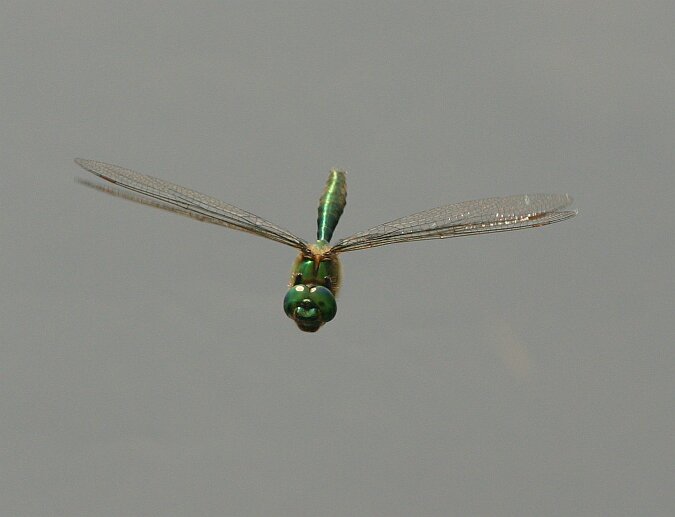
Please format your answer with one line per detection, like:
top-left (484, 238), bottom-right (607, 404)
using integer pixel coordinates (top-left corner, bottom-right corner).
top-left (317, 169), bottom-right (347, 243)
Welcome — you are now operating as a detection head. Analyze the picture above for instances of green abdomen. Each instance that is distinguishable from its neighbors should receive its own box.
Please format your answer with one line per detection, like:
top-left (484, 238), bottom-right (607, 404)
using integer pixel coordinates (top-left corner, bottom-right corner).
top-left (317, 169), bottom-right (347, 243)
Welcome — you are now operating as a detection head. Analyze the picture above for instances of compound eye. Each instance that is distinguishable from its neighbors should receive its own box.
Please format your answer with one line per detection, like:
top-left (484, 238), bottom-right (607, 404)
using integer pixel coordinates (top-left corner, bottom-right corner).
top-left (307, 286), bottom-right (337, 322)
top-left (283, 284), bottom-right (337, 332)
top-left (283, 285), bottom-right (310, 318)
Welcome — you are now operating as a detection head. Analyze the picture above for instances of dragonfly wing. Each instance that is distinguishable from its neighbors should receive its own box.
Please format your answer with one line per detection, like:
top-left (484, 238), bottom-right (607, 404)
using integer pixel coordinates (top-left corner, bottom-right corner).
top-left (331, 193), bottom-right (576, 253)
top-left (75, 159), bottom-right (311, 252)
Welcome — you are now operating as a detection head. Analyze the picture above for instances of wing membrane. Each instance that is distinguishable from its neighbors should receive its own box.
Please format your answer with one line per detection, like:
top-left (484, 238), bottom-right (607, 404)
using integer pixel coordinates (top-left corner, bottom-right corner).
top-left (75, 159), bottom-right (310, 252)
top-left (331, 193), bottom-right (575, 253)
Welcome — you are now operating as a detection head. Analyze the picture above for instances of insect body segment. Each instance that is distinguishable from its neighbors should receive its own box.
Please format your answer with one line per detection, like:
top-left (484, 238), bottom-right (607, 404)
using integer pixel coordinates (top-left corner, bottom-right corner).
top-left (283, 284), bottom-right (337, 332)
top-left (316, 169), bottom-right (347, 243)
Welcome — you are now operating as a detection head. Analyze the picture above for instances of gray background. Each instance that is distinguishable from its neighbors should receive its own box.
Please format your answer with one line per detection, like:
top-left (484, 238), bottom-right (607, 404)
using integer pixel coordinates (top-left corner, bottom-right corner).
top-left (2, 2), bottom-right (673, 516)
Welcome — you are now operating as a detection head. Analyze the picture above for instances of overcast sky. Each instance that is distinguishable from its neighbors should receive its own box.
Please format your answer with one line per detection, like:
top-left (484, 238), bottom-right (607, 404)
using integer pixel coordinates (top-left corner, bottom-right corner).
top-left (2, 2), bottom-right (674, 516)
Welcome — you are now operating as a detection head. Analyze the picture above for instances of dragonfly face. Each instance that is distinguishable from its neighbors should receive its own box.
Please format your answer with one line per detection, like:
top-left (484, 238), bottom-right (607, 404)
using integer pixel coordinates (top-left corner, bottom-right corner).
top-left (283, 284), bottom-right (337, 332)
top-left (75, 159), bottom-right (575, 333)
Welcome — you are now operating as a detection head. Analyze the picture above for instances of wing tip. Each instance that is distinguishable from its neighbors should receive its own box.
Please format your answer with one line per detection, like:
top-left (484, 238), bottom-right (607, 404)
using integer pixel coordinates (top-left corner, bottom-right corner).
top-left (74, 157), bottom-right (96, 170)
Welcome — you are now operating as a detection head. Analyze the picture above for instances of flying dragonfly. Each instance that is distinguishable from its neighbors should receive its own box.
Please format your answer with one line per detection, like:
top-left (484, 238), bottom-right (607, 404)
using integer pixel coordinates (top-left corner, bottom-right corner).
top-left (75, 159), bottom-right (576, 332)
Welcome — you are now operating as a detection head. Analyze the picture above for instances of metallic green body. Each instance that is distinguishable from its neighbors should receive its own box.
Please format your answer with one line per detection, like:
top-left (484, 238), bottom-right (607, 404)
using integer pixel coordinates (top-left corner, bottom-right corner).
top-left (289, 244), bottom-right (342, 294)
top-left (317, 170), bottom-right (347, 243)
top-left (283, 170), bottom-right (346, 331)
top-left (284, 247), bottom-right (341, 331)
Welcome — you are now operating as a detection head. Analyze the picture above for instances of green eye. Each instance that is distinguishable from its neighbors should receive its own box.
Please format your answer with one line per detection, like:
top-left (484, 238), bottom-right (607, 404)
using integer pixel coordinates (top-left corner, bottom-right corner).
top-left (283, 284), bottom-right (337, 332)
top-left (307, 286), bottom-right (337, 322)
top-left (283, 285), bottom-right (309, 318)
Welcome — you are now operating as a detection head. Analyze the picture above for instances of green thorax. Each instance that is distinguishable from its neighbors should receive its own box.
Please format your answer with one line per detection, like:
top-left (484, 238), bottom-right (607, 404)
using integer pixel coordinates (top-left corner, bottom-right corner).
top-left (317, 169), bottom-right (347, 243)
top-left (290, 240), bottom-right (341, 295)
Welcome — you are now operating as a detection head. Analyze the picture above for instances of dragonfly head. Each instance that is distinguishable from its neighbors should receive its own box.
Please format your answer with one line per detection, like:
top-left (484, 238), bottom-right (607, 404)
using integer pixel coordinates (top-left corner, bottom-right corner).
top-left (283, 284), bottom-right (337, 332)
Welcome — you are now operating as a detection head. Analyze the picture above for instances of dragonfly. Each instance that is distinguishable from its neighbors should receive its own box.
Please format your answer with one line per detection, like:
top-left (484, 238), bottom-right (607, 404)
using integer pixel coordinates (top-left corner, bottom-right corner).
top-left (75, 159), bottom-right (576, 332)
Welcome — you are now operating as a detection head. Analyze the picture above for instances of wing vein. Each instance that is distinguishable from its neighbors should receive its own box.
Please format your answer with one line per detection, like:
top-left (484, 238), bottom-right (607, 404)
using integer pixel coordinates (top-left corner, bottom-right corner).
top-left (75, 159), bottom-right (309, 251)
top-left (331, 193), bottom-right (575, 253)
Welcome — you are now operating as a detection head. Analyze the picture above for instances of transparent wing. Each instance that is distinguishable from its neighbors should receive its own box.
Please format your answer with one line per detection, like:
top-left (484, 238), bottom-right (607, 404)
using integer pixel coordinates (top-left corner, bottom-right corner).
top-left (331, 193), bottom-right (576, 253)
top-left (75, 159), bottom-right (310, 252)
